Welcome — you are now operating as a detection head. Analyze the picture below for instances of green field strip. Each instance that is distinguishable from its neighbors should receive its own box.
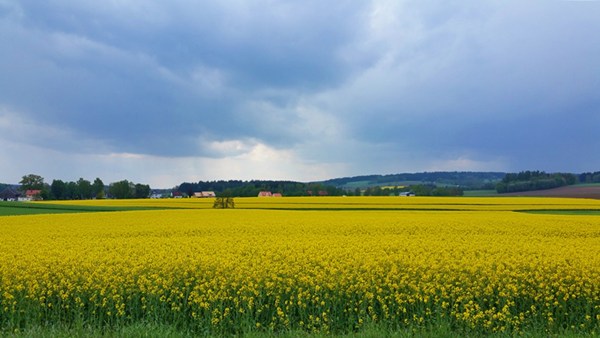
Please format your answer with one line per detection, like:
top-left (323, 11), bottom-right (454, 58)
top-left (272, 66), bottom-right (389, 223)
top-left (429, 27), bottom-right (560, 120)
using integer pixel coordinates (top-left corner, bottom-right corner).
top-left (0, 202), bottom-right (183, 216)
top-left (518, 209), bottom-right (600, 215)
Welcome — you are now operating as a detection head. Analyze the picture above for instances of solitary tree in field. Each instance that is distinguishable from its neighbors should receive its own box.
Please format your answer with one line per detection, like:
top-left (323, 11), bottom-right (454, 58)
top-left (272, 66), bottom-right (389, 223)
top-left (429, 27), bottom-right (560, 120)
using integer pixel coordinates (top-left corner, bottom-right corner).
top-left (213, 197), bottom-right (235, 209)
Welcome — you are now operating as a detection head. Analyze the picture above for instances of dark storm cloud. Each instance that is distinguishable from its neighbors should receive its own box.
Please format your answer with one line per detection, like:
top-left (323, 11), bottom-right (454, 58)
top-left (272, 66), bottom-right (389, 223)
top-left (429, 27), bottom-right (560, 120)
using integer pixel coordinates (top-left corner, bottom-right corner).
top-left (0, 1), bottom-right (372, 156)
top-left (321, 1), bottom-right (600, 172)
top-left (1, 1), bottom-right (599, 185)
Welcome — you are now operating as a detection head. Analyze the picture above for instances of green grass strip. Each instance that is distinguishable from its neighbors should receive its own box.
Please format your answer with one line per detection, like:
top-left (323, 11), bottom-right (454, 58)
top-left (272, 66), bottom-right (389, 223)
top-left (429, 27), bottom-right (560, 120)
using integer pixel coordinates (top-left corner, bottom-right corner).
top-left (519, 209), bottom-right (600, 216)
top-left (0, 201), bottom-right (180, 216)
top-left (3, 321), bottom-right (597, 338)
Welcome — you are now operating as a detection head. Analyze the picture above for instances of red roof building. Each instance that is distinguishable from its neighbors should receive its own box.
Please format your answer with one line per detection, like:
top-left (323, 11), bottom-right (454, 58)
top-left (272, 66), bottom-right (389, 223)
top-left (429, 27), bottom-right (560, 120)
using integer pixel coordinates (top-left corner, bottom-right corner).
top-left (194, 191), bottom-right (216, 198)
top-left (24, 189), bottom-right (42, 200)
top-left (25, 190), bottom-right (42, 197)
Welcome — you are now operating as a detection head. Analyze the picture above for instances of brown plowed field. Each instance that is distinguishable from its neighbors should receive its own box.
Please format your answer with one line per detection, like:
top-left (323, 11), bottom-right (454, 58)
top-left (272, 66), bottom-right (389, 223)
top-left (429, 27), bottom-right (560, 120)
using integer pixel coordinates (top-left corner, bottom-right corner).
top-left (500, 185), bottom-right (600, 199)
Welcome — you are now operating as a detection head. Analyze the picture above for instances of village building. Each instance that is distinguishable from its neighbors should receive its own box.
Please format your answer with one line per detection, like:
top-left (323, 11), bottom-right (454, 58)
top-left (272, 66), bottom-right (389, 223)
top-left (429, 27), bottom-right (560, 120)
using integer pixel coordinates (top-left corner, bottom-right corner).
top-left (257, 191), bottom-right (272, 197)
top-left (193, 191), bottom-right (216, 198)
top-left (0, 187), bottom-right (20, 201)
top-left (150, 190), bottom-right (163, 199)
top-left (23, 189), bottom-right (42, 201)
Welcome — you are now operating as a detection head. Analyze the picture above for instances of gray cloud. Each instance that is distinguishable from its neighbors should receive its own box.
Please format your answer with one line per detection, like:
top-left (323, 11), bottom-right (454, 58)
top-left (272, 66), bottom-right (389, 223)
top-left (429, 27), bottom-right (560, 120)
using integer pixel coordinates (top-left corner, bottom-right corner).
top-left (1, 1), bottom-right (599, 185)
top-left (1, 1), bottom-right (372, 155)
top-left (314, 1), bottom-right (600, 172)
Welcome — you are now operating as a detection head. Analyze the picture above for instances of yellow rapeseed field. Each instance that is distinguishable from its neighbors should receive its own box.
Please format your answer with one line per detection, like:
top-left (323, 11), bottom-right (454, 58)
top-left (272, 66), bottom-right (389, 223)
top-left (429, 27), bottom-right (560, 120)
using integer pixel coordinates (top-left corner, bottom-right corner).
top-left (42, 196), bottom-right (600, 211)
top-left (1, 197), bottom-right (599, 334)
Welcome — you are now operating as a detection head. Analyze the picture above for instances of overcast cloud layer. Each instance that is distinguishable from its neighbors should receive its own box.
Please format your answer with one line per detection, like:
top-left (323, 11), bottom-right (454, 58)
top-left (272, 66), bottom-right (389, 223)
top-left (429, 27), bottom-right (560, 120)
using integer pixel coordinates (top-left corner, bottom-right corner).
top-left (1, 1), bottom-right (599, 187)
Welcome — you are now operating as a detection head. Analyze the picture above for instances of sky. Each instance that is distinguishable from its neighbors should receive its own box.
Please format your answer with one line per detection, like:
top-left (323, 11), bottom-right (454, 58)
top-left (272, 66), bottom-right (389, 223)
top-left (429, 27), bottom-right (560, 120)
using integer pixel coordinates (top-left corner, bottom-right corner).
top-left (1, 1), bottom-right (599, 188)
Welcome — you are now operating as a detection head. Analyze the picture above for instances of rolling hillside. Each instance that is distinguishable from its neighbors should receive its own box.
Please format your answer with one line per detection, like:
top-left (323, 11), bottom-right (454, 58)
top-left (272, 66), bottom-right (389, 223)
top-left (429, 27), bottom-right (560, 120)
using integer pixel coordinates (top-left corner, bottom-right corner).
top-left (500, 184), bottom-right (600, 199)
top-left (320, 172), bottom-right (505, 190)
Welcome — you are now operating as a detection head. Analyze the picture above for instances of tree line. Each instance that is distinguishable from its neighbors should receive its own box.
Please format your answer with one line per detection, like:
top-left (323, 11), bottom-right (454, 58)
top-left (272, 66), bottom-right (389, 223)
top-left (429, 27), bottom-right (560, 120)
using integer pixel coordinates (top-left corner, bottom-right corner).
top-left (177, 180), bottom-right (347, 197)
top-left (177, 180), bottom-right (465, 197)
top-left (322, 172), bottom-right (505, 190)
top-left (361, 184), bottom-right (463, 196)
top-left (18, 174), bottom-right (151, 200)
top-left (579, 171), bottom-right (600, 184)
top-left (496, 171), bottom-right (578, 193)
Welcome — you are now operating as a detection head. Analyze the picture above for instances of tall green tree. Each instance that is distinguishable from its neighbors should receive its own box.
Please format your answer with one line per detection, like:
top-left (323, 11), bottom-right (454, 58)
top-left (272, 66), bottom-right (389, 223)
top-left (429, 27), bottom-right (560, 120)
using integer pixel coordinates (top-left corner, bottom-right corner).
top-left (109, 180), bottom-right (134, 199)
top-left (77, 178), bottom-right (92, 199)
top-left (65, 181), bottom-right (78, 199)
top-left (92, 178), bottom-right (105, 199)
top-left (19, 174), bottom-right (45, 191)
top-left (134, 183), bottom-right (151, 198)
top-left (50, 179), bottom-right (66, 200)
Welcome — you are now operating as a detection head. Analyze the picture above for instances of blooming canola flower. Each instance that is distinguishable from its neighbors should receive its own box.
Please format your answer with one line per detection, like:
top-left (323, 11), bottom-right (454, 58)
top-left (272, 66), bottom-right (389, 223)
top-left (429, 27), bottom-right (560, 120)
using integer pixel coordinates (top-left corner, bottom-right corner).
top-left (0, 197), bottom-right (599, 334)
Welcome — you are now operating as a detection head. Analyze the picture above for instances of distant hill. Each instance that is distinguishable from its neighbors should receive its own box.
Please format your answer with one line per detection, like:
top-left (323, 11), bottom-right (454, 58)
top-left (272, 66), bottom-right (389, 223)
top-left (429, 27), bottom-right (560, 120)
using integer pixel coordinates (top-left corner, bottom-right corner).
top-left (175, 172), bottom-right (506, 197)
top-left (176, 180), bottom-right (346, 197)
top-left (320, 172), bottom-right (506, 190)
top-left (499, 184), bottom-right (600, 199)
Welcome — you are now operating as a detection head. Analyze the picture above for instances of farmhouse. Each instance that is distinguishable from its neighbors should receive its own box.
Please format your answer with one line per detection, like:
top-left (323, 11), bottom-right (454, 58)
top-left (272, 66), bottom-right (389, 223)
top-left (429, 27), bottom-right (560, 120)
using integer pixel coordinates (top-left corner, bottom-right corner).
top-left (0, 187), bottom-right (20, 201)
top-left (150, 190), bottom-right (163, 199)
top-left (272, 193), bottom-right (283, 197)
top-left (23, 189), bottom-right (42, 201)
top-left (194, 191), bottom-right (216, 198)
top-left (258, 191), bottom-right (272, 197)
